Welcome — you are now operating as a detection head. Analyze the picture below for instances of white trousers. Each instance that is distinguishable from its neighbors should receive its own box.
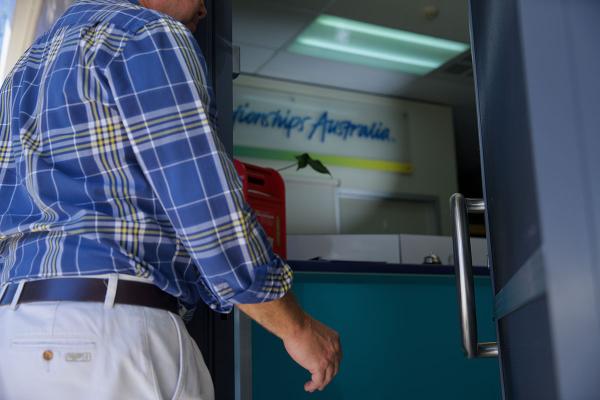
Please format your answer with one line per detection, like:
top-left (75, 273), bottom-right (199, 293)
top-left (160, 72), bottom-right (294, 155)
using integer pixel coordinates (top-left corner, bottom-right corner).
top-left (0, 279), bottom-right (215, 400)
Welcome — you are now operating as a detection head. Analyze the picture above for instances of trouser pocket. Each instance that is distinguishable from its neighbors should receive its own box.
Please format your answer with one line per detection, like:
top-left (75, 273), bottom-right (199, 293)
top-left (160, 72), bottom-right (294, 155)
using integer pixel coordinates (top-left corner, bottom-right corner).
top-left (10, 336), bottom-right (97, 366)
top-left (144, 310), bottom-right (185, 400)
top-left (1, 336), bottom-right (97, 400)
top-left (143, 309), bottom-right (215, 400)
top-left (0, 302), bottom-right (162, 400)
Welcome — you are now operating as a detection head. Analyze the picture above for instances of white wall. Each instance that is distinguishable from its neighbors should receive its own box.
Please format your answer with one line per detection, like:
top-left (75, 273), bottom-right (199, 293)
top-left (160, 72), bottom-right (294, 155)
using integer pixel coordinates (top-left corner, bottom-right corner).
top-left (1, 0), bottom-right (42, 80)
top-left (34, 0), bottom-right (73, 38)
top-left (233, 75), bottom-right (459, 235)
top-left (1, 0), bottom-right (73, 81)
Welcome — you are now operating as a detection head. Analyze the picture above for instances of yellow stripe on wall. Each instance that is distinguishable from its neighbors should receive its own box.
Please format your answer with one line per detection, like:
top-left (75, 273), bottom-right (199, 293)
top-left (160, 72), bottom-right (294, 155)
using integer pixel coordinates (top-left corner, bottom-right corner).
top-left (233, 146), bottom-right (413, 174)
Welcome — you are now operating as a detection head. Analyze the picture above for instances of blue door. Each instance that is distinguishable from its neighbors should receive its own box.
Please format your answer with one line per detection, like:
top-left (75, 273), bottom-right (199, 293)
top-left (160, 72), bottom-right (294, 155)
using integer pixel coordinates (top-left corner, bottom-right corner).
top-left (463, 0), bottom-right (600, 398)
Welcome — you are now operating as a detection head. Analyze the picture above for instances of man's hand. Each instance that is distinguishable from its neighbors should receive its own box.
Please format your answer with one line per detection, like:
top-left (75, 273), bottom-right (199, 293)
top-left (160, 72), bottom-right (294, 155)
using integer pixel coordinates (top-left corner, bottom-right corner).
top-left (282, 315), bottom-right (342, 392)
top-left (236, 292), bottom-right (342, 392)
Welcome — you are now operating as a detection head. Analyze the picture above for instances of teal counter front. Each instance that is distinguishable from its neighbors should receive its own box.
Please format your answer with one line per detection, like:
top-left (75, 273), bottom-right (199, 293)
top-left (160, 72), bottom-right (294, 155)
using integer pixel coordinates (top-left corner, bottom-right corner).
top-left (251, 261), bottom-right (500, 400)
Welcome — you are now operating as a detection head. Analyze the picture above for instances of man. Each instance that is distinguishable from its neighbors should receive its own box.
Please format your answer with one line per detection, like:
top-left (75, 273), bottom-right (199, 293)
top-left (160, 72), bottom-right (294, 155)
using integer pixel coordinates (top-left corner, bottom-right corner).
top-left (0, 0), bottom-right (342, 398)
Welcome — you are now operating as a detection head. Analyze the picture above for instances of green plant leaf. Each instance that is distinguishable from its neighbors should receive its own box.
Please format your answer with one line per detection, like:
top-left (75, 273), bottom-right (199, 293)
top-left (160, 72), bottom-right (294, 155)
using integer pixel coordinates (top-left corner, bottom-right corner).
top-left (295, 153), bottom-right (310, 170)
top-left (307, 158), bottom-right (332, 176)
top-left (294, 153), bottom-right (331, 176)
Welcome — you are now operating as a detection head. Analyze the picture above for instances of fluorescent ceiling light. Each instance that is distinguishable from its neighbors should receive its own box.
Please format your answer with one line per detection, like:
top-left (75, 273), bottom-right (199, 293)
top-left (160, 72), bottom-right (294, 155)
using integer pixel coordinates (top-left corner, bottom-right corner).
top-left (289, 15), bottom-right (470, 75)
top-left (297, 38), bottom-right (439, 69)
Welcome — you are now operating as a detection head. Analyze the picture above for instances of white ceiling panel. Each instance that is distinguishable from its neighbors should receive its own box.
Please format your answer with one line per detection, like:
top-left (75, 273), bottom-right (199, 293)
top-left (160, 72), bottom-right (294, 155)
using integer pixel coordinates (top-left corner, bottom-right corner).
top-left (325, 0), bottom-right (470, 43)
top-left (238, 44), bottom-right (276, 73)
top-left (257, 51), bottom-right (418, 96)
top-left (253, 0), bottom-right (334, 13)
top-left (233, 0), bottom-right (319, 49)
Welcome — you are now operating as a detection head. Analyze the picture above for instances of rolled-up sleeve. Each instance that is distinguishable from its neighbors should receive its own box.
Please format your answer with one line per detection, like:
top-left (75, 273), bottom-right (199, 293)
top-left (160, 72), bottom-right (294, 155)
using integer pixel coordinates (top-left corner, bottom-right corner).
top-left (106, 17), bottom-right (293, 312)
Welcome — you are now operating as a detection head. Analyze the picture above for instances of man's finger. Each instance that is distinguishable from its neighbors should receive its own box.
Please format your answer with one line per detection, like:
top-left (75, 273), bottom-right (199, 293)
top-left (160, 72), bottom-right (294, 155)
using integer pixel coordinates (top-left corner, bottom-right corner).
top-left (305, 371), bottom-right (325, 392)
top-left (318, 366), bottom-right (335, 391)
top-left (329, 350), bottom-right (341, 382)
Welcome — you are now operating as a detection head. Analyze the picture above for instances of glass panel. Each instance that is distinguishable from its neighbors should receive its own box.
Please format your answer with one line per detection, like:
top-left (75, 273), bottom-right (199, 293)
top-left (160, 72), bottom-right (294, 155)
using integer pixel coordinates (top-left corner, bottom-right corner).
top-left (231, 0), bottom-right (478, 237)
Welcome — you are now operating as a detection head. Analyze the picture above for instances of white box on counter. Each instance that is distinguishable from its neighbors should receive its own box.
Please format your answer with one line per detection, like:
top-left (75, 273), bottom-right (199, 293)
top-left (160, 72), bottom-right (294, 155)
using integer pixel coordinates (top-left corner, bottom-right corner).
top-left (286, 235), bottom-right (401, 264)
top-left (398, 234), bottom-right (488, 267)
top-left (287, 234), bottom-right (488, 267)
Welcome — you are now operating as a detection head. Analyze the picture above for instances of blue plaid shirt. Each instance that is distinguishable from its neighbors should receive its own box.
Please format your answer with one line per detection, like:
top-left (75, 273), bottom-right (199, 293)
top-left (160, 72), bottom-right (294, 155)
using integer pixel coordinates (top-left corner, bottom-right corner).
top-left (0, 0), bottom-right (292, 313)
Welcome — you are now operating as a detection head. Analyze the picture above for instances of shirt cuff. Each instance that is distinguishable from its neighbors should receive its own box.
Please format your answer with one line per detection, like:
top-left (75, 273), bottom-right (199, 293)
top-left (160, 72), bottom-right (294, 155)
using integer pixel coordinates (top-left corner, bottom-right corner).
top-left (226, 256), bottom-right (294, 309)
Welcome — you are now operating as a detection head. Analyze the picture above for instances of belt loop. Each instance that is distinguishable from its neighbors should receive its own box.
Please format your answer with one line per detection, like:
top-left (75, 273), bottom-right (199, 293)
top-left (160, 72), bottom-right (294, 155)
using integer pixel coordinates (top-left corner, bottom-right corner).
top-left (0, 284), bottom-right (7, 304)
top-left (10, 281), bottom-right (26, 311)
top-left (104, 274), bottom-right (119, 309)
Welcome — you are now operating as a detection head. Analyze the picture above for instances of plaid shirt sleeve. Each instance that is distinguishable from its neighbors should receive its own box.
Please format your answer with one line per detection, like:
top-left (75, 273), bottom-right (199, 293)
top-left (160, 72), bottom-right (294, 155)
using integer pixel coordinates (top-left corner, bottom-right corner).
top-left (106, 18), bottom-right (293, 311)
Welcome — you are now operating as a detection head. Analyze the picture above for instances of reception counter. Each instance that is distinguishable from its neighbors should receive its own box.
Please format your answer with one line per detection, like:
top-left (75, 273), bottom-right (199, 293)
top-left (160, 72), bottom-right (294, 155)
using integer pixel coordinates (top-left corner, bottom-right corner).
top-left (251, 261), bottom-right (500, 399)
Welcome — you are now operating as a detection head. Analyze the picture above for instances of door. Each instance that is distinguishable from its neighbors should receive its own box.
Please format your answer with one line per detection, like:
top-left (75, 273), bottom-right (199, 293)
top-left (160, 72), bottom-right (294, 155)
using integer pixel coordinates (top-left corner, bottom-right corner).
top-left (187, 1), bottom-right (236, 400)
top-left (452, 0), bottom-right (600, 398)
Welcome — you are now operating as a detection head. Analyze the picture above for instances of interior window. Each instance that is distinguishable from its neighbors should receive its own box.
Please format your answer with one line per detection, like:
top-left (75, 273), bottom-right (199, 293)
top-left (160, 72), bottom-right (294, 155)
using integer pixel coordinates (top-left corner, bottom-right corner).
top-left (0, 0), bottom-right (16, 80)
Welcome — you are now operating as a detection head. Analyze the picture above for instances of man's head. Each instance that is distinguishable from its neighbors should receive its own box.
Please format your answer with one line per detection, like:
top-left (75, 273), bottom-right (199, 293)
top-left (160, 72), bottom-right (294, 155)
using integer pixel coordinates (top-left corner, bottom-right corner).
top-left (138, 0), bottom-right (207, 32)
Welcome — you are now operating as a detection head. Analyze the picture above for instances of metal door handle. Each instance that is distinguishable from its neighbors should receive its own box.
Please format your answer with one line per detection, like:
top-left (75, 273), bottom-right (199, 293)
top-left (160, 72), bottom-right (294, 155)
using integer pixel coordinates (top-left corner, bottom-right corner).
top-left (450, 193), bottom-right (498, 358)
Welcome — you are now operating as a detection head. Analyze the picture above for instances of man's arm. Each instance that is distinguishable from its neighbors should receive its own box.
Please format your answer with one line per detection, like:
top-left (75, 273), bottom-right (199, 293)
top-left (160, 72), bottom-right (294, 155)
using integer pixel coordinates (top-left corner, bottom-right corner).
top-left (237, 292), bottom-right (342, 393)
top-left (106, 18), bottom-right (293, 311)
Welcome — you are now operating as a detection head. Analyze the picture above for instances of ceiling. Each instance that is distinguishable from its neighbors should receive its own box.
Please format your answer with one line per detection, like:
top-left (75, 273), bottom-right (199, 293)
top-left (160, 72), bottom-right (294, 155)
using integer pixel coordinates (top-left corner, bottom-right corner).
top-left (232, 0), bottom-right (476, 108)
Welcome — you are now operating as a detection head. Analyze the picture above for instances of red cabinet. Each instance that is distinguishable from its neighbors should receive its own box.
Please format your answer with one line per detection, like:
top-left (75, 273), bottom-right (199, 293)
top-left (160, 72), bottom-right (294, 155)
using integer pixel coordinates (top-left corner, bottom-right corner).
top-left (234, 160), bottom-right (286, 258)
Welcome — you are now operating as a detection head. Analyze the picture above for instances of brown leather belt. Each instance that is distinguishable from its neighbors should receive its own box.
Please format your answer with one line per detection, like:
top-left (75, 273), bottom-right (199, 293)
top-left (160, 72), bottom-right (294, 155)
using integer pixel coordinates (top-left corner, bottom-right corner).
top-left (0, 278), bottom-right (179, 314)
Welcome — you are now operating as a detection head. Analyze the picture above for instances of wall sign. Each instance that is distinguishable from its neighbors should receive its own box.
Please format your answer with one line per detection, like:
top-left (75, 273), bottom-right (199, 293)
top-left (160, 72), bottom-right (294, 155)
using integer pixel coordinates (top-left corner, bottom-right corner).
top-left (233, 84), bottom-right (413, 174)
